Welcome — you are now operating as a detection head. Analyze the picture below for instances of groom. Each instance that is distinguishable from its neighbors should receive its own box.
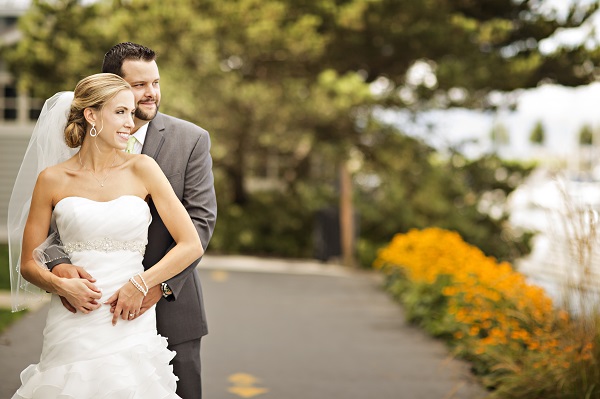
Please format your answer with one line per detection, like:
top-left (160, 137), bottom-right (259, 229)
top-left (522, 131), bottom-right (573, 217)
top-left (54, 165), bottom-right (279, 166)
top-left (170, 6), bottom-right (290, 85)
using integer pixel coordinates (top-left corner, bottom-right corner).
top-left (48, 42), bottom-right (217, 399)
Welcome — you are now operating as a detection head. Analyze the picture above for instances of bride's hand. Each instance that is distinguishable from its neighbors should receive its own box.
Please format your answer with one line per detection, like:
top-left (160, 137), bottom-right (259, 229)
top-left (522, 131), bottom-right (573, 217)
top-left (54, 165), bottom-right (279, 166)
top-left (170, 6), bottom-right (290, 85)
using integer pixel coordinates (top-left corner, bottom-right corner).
top-left (57, 278), bottom-right (102, 313)
top-left (103, 282), bottom-right (144, 325)
top-left (52, 263), bottom-right (98, 313)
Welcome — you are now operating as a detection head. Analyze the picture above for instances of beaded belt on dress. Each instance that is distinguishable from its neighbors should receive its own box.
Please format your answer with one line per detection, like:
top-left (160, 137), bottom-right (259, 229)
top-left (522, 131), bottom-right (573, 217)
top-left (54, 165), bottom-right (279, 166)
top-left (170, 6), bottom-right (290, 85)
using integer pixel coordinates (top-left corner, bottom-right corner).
top-left (64, 237), bottom-right (146, 255)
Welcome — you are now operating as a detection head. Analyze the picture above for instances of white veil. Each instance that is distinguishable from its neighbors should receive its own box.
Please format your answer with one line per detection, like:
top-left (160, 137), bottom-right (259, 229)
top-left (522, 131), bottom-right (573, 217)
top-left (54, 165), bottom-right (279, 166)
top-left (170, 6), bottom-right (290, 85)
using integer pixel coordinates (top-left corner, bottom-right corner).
top-left (7, 91), bottom-right (77, 311)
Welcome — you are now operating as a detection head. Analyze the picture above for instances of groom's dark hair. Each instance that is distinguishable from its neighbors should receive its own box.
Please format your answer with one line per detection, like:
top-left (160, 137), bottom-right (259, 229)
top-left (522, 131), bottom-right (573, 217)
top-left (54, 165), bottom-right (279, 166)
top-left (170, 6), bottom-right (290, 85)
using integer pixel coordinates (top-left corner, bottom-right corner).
top-left (102, 42), bottom-right (157, 77)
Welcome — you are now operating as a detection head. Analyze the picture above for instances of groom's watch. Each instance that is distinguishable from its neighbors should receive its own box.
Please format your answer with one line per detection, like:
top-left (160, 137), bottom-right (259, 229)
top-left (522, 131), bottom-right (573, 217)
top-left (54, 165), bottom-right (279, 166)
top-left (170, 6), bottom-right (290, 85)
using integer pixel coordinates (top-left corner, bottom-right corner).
top-left (161, 283), bottom-right (173, 299)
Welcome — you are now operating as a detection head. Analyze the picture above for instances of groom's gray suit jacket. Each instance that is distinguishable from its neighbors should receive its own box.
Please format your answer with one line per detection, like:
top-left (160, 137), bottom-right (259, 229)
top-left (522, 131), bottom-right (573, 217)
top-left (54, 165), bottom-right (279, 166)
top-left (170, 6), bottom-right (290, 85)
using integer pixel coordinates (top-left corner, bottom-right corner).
top-left (141, 112), bottom-right (217, 345)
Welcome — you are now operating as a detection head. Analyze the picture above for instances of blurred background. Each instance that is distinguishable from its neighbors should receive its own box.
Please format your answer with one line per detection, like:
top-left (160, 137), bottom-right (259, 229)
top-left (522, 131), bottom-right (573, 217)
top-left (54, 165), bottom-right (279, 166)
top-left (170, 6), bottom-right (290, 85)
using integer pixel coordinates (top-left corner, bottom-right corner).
top-left (5, 1), bottom-right (600, 396)
top-left (1, 0), bottom-right (600, 274)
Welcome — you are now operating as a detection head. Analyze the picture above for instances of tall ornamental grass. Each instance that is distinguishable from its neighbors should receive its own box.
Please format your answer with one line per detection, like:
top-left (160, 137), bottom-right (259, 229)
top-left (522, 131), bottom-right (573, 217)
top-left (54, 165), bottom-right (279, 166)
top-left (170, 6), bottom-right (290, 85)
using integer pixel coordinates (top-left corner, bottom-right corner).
top-left (374, 227), bottom-right (600, 398)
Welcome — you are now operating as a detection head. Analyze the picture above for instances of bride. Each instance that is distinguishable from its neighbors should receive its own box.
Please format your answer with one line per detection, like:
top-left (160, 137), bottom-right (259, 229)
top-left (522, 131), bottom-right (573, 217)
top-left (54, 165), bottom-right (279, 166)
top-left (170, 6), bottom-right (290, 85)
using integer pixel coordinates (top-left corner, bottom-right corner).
top-left (8, 73), bottom-right (202, 398)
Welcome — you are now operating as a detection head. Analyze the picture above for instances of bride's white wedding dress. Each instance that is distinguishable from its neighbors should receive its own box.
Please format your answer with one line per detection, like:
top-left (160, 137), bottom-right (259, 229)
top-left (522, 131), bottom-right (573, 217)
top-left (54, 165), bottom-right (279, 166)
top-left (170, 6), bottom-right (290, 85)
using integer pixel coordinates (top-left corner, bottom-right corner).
top-left (12, 195), bottom-right (180, 399)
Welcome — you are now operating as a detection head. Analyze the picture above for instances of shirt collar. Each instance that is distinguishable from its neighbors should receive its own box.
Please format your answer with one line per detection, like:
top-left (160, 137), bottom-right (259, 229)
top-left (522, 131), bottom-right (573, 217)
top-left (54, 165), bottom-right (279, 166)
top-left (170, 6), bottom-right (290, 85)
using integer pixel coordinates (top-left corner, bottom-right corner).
top-left (133, 122), bottom-right (149, 147)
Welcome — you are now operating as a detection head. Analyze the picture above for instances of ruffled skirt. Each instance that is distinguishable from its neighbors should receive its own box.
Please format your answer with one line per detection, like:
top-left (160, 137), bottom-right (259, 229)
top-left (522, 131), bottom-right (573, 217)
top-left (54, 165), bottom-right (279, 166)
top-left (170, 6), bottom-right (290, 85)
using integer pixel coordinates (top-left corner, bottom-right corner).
top-left (12, 290), bottom-right (180, 398)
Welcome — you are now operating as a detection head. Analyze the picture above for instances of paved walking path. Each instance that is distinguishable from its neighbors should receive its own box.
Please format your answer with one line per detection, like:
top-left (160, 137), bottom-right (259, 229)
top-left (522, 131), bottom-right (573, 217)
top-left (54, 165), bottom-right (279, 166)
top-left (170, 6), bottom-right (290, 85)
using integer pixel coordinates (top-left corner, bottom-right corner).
top-left (0, 255), bottom-right (487, 398)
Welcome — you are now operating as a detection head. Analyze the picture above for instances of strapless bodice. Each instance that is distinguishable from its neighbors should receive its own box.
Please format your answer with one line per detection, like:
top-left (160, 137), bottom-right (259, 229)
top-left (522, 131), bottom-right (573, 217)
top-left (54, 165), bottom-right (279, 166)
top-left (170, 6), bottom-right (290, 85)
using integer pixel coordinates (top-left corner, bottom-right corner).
top-left (50, 194), bottom-right (152, 307)
top-left (53, 195), bottom-right (151, 251)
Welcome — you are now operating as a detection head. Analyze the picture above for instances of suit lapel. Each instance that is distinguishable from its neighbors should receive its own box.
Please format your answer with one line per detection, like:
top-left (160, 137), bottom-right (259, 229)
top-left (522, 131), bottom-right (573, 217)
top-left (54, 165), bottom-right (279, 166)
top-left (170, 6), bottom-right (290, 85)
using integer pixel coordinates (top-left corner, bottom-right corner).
top-left (142, 113), bottom-right (166, 159)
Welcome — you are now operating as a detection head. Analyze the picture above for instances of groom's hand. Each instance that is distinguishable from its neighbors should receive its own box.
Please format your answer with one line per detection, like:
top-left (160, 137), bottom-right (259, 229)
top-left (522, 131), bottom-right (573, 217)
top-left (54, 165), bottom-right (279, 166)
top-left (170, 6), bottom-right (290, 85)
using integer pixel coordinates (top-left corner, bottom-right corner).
top-left (52, 263), bottom-right (99, 313)
top-left (138, 285), bottom-right (162, 316)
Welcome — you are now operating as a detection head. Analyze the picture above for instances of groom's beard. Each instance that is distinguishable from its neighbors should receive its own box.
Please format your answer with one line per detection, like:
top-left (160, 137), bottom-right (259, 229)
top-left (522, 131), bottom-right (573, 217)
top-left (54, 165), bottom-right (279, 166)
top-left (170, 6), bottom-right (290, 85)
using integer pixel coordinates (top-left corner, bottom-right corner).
top-left (136, 98), bottom-right (160, 121)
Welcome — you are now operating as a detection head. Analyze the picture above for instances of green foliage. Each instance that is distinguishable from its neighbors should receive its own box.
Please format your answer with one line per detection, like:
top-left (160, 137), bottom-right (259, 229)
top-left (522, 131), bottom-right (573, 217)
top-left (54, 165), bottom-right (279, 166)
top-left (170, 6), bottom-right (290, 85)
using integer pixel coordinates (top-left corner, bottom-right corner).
top-left (490, 122), bottom-right (509, 147)
top-left (210, 118), bottom-right (534, 266)
top-left (2, 0), bottom-right (594, 264)
top-left (399, 275), bottom-right (455, 339)
top-left (453, 155), bottom-right (535, 261)
top-left (313, 0), bottom-right (600, 94)
top-left (3, 0), bottom-right (120, 96)
top-left (579, 124), bottom-right (594, 146)
top-left (529, 120), bottom-right (546, 145)
top-left (209, 183), bottom-right (334, 258)
top-left (355, 123), bottom-right (534, 264)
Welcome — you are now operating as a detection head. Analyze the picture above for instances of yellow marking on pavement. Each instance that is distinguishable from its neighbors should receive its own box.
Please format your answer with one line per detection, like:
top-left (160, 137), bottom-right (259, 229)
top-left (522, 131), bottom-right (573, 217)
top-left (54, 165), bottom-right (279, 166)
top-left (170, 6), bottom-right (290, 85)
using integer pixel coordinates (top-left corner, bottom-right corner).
top-left (227, 373), bottom-right (269, 398)
top-left (211, 270), bottom-right (229, 282)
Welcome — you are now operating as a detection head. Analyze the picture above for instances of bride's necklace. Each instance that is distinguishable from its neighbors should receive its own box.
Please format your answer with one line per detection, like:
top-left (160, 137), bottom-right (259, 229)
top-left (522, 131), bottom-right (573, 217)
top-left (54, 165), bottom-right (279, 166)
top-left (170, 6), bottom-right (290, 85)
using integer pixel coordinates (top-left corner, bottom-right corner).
top-left (78, 151), bottom-right (118, 188)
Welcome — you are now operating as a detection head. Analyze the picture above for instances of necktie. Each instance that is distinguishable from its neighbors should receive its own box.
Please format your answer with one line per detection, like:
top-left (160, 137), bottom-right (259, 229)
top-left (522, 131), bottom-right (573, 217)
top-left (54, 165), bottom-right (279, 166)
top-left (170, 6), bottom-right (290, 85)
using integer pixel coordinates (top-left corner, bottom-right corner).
top-left (125, 135), bottom-right (137, 154)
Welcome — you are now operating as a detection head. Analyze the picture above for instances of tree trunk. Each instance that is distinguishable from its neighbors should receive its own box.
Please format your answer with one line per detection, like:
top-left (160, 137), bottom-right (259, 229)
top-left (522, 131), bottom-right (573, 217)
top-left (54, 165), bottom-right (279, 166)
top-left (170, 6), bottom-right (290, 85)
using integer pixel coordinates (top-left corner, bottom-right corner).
top-left (339, 160), bottom-right (355, 267)
top-left (231, 167), bottom-right (248, 205)
top-left (231, 131), bottom-right (248, 205)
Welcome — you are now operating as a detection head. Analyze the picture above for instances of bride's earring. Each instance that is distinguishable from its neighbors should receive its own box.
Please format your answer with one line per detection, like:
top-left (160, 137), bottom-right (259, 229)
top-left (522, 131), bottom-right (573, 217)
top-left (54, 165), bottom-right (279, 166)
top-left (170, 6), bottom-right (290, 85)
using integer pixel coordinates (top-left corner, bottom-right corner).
top-left (90, 124), bottom-right (98, 137)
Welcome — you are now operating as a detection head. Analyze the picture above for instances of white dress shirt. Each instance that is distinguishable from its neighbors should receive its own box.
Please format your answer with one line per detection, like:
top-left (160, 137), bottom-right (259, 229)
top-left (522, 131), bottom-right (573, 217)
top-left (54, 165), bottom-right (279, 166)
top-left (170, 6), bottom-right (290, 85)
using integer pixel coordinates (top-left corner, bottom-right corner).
top-left (130, 122), bottom-right (149, 154)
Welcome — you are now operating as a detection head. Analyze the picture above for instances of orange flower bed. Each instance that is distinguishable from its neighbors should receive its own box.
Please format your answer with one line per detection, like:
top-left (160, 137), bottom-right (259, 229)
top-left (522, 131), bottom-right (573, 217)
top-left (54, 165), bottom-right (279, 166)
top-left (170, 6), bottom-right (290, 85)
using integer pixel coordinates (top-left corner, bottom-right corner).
top-left (374, 227), bottom-right (598, 396)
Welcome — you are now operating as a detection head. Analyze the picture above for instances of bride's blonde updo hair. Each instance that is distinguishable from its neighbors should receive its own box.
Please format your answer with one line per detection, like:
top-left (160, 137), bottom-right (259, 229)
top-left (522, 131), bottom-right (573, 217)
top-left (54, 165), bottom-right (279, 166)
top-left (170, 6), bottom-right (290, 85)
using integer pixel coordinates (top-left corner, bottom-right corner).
top-left (64, 73), bottom-right (131, 148)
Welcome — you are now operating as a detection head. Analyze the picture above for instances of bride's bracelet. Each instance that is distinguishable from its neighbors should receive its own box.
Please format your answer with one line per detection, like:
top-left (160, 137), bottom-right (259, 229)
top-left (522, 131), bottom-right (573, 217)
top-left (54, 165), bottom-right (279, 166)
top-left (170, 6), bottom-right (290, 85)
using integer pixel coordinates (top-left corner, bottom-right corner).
top-left (136, 273), bottom-right (149, 293)
top-left (129, 274), bottom-right (148, 296)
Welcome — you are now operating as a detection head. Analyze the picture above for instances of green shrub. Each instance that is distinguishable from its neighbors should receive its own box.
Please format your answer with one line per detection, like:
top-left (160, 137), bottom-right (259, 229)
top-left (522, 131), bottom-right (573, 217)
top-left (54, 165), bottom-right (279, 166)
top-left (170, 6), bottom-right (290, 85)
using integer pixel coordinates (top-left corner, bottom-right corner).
top-left (210, 190), bottom-right (318, 258)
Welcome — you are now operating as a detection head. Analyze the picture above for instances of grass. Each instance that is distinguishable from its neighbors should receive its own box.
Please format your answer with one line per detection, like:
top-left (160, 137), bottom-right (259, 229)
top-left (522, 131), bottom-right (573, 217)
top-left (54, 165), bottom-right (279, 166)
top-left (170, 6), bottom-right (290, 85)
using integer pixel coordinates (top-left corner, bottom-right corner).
top-left (0, 244), bottom-right (9, 290)
top-left (0, 308), bottom-right (25, 334)
top-left (0, 243), bottom-right (25, 333)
